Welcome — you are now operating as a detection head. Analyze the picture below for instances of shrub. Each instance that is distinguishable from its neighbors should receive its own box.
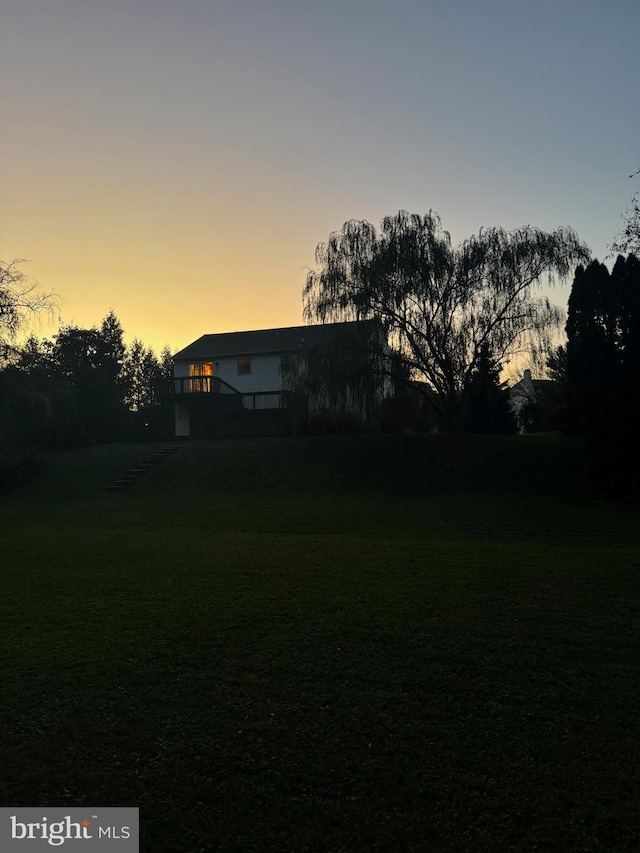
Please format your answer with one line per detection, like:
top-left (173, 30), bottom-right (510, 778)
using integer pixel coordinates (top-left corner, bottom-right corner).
top-left (307, 409), bottom-right (366, 435)
top-left (0, 449), bottom-right (47, 493)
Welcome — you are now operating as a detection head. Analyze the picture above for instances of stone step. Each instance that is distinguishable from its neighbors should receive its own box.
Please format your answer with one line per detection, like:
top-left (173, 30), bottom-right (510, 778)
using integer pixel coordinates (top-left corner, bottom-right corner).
top-left (107, 445), bottom-right (183, 492)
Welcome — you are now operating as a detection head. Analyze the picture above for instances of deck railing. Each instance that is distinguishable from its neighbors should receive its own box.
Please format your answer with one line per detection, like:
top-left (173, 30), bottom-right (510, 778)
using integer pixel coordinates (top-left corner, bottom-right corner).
top-left (171, 378), bottom-right (288, 411)
top-left (241, 392), bottom-right (286, 411)
top-left (173, 376), bottom-right (239, 395)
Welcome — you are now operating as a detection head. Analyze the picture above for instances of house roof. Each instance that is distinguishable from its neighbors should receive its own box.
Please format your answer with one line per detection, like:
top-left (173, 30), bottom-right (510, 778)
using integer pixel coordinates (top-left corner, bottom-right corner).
top-left (173, 320), bottom-right (374, 360)
top-left (510, 377), bottom-right (555, 394)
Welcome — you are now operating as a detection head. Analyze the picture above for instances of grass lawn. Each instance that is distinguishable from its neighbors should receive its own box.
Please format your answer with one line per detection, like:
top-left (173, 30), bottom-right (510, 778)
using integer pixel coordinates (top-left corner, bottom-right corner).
top-left (1, 435), bottom-right (639, 851)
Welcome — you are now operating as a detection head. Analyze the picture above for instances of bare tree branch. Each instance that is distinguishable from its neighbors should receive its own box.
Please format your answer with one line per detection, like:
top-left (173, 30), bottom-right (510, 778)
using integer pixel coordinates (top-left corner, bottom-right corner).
top-left (610, 169), bottom-right (640, 257)
top-left (0, 260), bottom-right (58, 353)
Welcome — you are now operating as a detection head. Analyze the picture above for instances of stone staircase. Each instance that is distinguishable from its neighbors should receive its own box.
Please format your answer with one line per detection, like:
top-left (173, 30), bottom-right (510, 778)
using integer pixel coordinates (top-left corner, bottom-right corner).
top-left (106, 444), bottom-right (183, 492)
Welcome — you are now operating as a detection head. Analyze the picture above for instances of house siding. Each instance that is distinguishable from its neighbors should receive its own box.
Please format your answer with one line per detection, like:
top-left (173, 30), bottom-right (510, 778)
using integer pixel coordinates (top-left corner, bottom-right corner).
top-left (174, 353), bottom-right (283, 393)
top-left (214, 353), bottom-right (282, 393)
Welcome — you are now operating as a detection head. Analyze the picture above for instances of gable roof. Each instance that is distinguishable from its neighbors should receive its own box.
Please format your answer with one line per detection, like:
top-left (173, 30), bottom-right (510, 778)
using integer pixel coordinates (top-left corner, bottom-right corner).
top-left (510, 377), bottom-right (555, 394)
top-left (173, 321), bottom-right (374, 361)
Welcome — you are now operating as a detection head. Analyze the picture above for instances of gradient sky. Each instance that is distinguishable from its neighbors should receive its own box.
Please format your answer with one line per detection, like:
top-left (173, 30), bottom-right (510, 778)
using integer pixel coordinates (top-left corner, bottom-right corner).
top-left (2, 0), bottom-right (639, 355)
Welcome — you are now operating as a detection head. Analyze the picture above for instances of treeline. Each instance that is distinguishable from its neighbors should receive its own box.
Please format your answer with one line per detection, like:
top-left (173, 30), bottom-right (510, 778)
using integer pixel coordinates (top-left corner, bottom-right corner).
top-left (0, 310), bottom-right (174, 451)
top-left (517, 253), bottom-right (640, 496)
top-left (380, 343), bottom-right (518, 436)
top-left (2, 244), bottom-right (638, 498)
top-left (565, 253), bottom-right (640, 496)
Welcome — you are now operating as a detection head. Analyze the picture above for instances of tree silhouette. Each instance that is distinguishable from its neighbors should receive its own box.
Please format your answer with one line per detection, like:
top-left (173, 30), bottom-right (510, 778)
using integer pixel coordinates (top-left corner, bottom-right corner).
top-left (280, 320), bottom-right (387, 430)
top-left (122, 339), bottom-right (174, 439)
top-left (304, 211), bottom-right (589, 431)
top-left (464, 344), bottom-right (516, 434)
top-left (545, 345), bottom-right (567, 385)
top-left (0, 260), bottom-right (56, 360)
top-left (51, 313), bottom-right (127, 442)
top-left (566, 254), bottom-right (640, 495)
top-left (123, 338), bottom-right (160, 412)
top-left (611, 169), bottom-right (640, 257)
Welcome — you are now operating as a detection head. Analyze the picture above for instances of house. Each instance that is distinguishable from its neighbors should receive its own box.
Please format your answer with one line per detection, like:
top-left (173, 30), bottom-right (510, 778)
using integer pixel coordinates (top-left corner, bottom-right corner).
top-left (171, 320), bottom-right (388, 438)
top-left (510, 369), bottom-right (558, 432)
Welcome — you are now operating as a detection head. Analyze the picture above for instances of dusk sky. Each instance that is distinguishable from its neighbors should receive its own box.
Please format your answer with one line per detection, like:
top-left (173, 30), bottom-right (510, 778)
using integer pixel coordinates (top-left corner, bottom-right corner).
top-left (2, 0), bottom-right (639, 355)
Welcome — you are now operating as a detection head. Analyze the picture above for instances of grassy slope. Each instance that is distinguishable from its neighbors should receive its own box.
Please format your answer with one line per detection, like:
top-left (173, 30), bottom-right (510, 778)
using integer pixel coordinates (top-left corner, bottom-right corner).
top-left (1, 436), bottom-right (639, 852)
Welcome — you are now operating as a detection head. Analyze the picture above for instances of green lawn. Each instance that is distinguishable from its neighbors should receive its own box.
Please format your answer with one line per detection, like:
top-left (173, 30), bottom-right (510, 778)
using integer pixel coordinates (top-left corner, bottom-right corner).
top-left (1, 436), bottom-right (639, 851)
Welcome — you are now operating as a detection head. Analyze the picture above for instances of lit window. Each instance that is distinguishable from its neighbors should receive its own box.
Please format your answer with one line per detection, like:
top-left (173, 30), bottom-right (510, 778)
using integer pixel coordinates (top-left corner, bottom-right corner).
top-left (238, 358), bottom-right (251, 375)
top-left (189, 363), bottom-right (213, 376)
top-left (188, 362), bottom-right (213, 393)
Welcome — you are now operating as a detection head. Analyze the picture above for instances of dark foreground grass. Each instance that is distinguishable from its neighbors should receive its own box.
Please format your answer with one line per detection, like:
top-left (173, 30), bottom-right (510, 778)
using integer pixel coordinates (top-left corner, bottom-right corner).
top-left (1, 436), bottom-right (639, 851)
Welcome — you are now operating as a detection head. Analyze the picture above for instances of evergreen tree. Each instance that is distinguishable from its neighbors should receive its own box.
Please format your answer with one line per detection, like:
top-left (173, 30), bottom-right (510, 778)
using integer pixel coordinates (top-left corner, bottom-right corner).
top-left (149, 345), bottom-right (176, 439)
top-left (158, 345), bottom-right (174, 382)
top-left (536, 344), bottom-right (576, 434)
top-left (464, 345), bottom-right (516, 434)
top-left (614, 254), bottom-right (640, 375)
top-left (567, 261), bottom-right (616, 388)
top-left (566, 255), bottom-right (640, 495)
top-left (122, 339), bottom-right (174, 439)
top-left (123, 338), bottom-right (160, 412)
top-left (51, 313), bottom-right (128, 442)
top-left (545, 345), bottom-right (567, 385)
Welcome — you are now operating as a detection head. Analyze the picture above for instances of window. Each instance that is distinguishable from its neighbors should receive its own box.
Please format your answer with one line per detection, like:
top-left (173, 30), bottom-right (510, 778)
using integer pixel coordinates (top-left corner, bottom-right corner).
top-left (188, 362), bottom-right (213, 393)
top-left (189, 363), bottom-right (213, 377)
top-left (238, 357), bottom-right (251, 375)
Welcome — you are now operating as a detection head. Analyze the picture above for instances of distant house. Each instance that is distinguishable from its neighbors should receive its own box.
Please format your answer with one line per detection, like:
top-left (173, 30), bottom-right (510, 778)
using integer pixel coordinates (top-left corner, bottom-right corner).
top-left (510, 369), bottom-right (557, 431)
top-left (171, 320), bottom-right (388, 438)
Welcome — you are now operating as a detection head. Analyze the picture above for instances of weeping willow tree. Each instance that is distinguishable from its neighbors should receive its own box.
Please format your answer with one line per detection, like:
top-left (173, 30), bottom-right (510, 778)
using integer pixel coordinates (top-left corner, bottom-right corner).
top-left (304, 211), bottom-right (590, 431)
top-left (280, 320), bottom-right (389, 428)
